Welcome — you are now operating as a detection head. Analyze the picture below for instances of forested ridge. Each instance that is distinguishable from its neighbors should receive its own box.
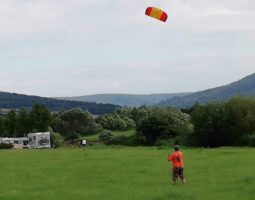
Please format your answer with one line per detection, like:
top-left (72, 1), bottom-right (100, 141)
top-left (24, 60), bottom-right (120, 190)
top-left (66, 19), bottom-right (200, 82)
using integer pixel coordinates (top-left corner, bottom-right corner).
top-left (0, 91), bottom-right (119, 115)
top-left (158, 73), bottom-right (255, 108)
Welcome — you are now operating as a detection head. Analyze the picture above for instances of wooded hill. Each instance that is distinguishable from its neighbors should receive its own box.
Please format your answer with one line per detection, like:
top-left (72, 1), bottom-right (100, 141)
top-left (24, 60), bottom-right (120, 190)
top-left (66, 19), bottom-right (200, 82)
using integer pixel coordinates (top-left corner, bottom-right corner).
top-left (58, 93), bottom-right (191, 107)
top-left (158, 73), bottom-right (255, 108)
top-left (0, 92), bottom-right (119, 114)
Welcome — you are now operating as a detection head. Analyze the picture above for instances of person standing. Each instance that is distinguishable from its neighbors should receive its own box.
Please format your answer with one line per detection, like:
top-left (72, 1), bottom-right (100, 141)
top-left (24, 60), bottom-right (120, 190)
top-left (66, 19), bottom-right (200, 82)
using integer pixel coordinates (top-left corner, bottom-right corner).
top-left (167, 145), bottom-right (185, 184)
top-left (80, 139), bottom-right (87, 148)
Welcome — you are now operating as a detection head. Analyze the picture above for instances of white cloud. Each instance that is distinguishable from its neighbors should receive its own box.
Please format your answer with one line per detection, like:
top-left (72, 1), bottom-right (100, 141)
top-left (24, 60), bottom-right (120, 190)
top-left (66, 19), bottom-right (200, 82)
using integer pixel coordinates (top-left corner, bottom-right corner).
top-left (0, 0), bottom-right (254, 96)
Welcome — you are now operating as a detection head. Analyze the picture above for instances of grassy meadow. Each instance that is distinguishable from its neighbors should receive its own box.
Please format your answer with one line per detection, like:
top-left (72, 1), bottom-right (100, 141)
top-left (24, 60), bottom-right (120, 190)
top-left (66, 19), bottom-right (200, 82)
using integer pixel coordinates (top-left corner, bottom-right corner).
top-left (0, 147), bottom-right (254, 200)
top-left (84, 129), bottom-right (135, 142)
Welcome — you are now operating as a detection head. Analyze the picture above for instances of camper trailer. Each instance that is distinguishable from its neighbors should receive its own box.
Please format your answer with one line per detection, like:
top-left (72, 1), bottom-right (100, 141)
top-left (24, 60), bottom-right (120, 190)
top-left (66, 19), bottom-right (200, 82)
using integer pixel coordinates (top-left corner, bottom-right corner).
top-left (28, 132), bottom-right (51, 149)
top-left (0, 137), bottom-right (28, 149)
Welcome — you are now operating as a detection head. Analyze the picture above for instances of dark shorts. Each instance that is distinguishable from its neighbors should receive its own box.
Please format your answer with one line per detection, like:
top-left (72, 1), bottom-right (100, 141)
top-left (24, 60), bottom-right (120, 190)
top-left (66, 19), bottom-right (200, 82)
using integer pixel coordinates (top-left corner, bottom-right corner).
top-left (172, 167), bottom-right (184, 178)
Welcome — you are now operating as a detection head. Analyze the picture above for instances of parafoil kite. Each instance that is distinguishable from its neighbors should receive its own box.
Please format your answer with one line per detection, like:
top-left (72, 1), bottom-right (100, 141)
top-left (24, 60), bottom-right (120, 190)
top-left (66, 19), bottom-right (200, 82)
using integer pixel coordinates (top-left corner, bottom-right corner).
top-left (145, 7), bottom-right (168, 22)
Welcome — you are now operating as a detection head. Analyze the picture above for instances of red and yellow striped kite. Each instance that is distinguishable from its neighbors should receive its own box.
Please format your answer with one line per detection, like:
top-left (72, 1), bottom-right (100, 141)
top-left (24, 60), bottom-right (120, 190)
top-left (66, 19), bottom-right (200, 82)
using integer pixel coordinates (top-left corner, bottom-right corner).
top-left (145, 7), bottom-right (168, 22)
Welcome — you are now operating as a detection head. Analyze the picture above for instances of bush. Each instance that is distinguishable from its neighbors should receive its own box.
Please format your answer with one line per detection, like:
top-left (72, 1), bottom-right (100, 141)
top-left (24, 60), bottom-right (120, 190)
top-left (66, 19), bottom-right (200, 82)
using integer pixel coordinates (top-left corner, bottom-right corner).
top-left (96, 114), bottom-right (135, 131)
top-left (0, 143), bottom-right (13, 149)
top-left (50, 132), bottom-right (64, 148)
top-left (107, 135), bottom-right (127, 145)
top-left (99, 130), bottom-right (113, 143)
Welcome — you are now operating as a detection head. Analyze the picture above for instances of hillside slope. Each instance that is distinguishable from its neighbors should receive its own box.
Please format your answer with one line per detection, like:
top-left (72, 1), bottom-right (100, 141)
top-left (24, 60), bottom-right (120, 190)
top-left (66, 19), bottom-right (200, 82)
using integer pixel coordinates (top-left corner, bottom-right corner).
top-left (58, 93), bottom-right (191, 107)
top-left (158, 73), bottom-right (255, 108)
top-left (0, 92), bottom-right (119, 114)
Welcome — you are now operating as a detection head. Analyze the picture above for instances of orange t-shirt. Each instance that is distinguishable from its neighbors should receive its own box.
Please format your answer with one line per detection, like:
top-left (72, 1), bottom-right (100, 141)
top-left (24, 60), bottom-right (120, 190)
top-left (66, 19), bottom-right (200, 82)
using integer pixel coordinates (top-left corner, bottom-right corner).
top-left (168, 151), bottom-right (184, 168)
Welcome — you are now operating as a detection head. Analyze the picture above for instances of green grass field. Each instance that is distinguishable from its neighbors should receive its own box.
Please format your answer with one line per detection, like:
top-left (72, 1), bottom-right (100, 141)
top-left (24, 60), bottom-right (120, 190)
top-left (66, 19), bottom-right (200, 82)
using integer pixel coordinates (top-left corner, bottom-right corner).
top-left (84, 129), bottom-right (135, 142)
top-left (0, 147), bottom-right (254, 200)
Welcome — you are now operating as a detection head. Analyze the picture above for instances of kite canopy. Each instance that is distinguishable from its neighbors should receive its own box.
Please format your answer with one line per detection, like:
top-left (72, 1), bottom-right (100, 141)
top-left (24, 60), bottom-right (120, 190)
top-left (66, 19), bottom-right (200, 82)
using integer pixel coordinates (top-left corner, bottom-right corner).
top-left (145, 7), bottom-right (168, 22)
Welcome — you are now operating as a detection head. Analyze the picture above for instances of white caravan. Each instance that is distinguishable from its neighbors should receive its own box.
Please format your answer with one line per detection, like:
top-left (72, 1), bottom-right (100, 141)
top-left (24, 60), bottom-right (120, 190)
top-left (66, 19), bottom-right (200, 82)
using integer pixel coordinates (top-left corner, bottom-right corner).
top-left (28, 132), bottom-right (51, 149)
top-left (0, 137), bottom-right (29, 149)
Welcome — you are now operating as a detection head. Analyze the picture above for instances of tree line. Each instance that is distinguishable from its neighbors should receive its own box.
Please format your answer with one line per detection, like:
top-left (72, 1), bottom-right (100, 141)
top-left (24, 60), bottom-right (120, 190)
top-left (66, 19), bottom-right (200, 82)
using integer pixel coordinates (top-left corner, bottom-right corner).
top-left (0, 104), bottom-right (51, 137)
top-left (102, 97), bottom-right (255, 147)
top-left (0, 97), bottom-right (255, 147)
top-left (189, 97), bottom-right (255, 147)
top-left (0, 104), bottom-right (133, 141)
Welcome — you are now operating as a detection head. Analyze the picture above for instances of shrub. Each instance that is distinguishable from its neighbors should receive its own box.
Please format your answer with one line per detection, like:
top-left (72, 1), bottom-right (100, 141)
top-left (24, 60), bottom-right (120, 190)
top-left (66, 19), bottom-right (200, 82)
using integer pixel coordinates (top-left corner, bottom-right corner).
top-left (99, 130), bottom-right (113, 143)
top-left (50, 132), bottom-right (64, 148)
top-left (96, 114), bottom-right (135, 131)
top-left (107, 135), bottom-right (127, 145)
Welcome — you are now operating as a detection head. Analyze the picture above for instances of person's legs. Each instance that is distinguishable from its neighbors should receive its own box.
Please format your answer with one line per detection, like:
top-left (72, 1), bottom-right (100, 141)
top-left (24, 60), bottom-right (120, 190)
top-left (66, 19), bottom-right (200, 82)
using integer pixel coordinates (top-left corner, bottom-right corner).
top-left (172, 168), bottom-right (178, 184)
top-left (179, 168), bottom-right (186, 184)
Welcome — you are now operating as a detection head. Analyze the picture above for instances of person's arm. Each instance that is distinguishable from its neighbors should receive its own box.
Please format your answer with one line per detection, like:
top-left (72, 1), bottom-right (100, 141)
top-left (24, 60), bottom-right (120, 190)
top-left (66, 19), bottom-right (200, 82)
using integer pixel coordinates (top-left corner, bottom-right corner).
top-left (167, 154), bottom-right (173, 161)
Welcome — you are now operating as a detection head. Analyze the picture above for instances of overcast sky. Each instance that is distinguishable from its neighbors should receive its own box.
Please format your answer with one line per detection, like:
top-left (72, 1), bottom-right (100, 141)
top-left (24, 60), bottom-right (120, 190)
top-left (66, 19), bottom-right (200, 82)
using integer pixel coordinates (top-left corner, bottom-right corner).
top-left (0, 0), bottom-right (254, 97)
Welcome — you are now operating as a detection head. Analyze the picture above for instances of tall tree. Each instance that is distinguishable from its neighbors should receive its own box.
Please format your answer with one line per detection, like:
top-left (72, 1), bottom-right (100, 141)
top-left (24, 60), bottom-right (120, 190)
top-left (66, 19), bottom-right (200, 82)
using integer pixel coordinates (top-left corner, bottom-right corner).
top-left (0, 117), bottom-right (5, 136)
top-left (190, 102), bottom-right (229, 147)
top-left (30, 104), bottom-right (51, 132)
top-left (5, 110), bottom-right (17, 136)
top-left (53, 108), bottom-right (99, 140)
top-left (136, 107), bottom-right (192, 145)
top-left (16, 109), bottom-right (32, 136)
